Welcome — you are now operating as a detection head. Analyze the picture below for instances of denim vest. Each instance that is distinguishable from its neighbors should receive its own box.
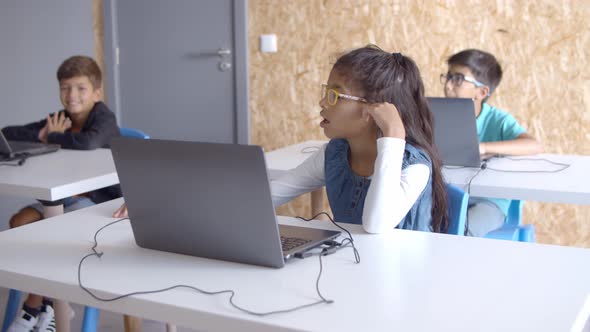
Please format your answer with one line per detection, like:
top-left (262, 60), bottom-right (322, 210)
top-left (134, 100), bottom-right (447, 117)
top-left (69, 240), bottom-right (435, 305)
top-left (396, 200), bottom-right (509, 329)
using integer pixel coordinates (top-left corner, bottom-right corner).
top-left (324, 139), bottom-right (433, 232)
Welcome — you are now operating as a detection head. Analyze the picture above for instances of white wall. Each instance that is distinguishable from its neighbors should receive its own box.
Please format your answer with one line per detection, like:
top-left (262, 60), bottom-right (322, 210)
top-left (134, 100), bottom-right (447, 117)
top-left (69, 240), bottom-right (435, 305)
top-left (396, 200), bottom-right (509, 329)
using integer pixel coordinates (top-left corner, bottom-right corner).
top-left (0, 1), bottom-right (94, 229)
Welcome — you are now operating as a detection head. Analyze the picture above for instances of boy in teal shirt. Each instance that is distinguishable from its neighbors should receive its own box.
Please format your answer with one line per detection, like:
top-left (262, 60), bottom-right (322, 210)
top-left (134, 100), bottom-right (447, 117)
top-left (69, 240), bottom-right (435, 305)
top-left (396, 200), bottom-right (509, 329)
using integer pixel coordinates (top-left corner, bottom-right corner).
top-left (442, 49), bottom-right (543, 236)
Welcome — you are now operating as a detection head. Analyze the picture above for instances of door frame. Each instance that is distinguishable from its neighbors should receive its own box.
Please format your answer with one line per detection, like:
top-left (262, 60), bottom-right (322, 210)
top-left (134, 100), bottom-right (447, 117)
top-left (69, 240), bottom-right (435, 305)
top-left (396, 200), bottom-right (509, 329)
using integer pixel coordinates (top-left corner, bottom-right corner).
top-left (102, 0), bottom-right (250, 144)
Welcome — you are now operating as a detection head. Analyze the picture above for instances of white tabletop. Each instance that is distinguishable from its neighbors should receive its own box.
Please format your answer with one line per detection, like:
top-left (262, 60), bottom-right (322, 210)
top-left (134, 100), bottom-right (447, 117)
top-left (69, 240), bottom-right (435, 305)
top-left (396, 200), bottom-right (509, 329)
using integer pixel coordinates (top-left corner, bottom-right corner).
top-left (265, 140), bottom-right (590, 204)
top-left (0, 198), bottom-right (588, 332)
top-left (442, 154), bottom-right (590, 204)
top-left (265, 140), bottom-right (325, 180)
top-left (0, 149), bottom-right (118, 201)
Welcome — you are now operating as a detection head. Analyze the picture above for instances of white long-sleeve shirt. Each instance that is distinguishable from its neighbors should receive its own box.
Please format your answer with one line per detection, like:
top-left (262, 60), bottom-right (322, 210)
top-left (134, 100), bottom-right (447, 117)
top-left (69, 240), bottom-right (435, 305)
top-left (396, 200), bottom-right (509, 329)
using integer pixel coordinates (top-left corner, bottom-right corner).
top-left (271, 138), bottom-right (430, 233)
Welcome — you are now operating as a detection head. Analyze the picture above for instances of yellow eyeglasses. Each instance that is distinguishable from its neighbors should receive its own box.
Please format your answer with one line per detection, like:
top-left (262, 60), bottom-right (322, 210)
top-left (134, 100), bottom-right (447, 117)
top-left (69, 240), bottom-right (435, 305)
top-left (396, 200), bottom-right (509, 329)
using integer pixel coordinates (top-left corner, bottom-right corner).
top-left (321, 84), bottom-right (367, 106)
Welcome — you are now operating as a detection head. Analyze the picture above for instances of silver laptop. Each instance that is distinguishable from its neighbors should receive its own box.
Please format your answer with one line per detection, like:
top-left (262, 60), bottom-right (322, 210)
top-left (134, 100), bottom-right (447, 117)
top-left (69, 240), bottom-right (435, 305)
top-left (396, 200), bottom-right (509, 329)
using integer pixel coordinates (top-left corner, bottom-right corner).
top-left (110, 137), bottom-right (341, 268)
top-left (0, 131), bottom-right (60, 161)
top-left (428, 97), bottom-right (482, 167)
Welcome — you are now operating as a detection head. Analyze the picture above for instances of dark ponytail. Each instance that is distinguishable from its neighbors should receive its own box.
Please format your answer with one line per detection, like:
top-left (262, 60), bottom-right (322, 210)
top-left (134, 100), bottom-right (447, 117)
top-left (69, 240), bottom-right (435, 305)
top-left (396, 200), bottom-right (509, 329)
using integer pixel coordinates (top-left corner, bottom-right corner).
top-left (334, 45), bottom-right (449, 233)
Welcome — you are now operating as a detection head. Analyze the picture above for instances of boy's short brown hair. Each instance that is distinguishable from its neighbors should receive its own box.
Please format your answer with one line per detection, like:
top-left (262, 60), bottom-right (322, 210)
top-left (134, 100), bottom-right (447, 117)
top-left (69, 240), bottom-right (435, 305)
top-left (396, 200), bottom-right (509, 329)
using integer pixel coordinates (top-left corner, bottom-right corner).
top-left (447, 49), bottom-right (502, 96)
top-left (56, 55), bottom-right (102, 89)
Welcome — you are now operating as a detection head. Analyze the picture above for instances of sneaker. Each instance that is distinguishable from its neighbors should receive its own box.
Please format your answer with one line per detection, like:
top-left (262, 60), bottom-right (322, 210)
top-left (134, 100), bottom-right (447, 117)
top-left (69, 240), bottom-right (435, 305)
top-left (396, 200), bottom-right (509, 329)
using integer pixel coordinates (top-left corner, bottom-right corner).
top-left (6, 309), bottom-right (38, 332)
top-left (34, 304), bottom-right (56, 332)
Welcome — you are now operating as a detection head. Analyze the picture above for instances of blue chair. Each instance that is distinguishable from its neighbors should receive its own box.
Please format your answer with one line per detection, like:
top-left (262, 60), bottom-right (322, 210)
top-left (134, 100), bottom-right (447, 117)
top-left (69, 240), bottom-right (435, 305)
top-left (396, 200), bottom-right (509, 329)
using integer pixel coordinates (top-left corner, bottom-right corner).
top-left (446, 184), bottom-right (468, 236)
top-left (119, 127), bottom-right (150, 139)
top-left (506, 199), bottom-right (524, 226)
top-left (1, 290), bottom-right (22, 332)
top-left (485, 200), bottom-right (536, 243)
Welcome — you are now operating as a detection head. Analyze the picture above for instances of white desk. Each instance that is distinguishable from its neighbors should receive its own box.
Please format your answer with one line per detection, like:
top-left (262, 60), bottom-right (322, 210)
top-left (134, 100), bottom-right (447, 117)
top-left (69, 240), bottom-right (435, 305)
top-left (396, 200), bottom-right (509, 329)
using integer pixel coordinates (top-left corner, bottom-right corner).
top-left (0, 149), bottom-right (118, 201)
top-left (0, 148), bottom-right (119, 331)
top-left (0, 198), bottom-right (588, 332)
top-left (265, 140), bottom-right (590, 205)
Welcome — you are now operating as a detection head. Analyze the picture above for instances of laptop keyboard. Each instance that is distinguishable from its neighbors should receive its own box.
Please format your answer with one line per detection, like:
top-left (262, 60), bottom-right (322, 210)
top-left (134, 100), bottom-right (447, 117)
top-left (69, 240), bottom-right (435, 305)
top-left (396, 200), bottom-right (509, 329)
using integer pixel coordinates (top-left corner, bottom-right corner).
top-left (9, 141), bottom-right (46, 151)
top-left (280, 236), bottom-right (312, 252)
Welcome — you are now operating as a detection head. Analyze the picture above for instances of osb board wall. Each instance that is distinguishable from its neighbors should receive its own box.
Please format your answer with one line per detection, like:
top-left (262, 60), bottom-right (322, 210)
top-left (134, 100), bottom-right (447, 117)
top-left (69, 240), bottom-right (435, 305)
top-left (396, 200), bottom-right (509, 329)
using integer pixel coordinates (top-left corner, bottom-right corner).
top-left (249, 0), bottom-right (590, 247)
top-left (92, 0), bottom-right (106, 101)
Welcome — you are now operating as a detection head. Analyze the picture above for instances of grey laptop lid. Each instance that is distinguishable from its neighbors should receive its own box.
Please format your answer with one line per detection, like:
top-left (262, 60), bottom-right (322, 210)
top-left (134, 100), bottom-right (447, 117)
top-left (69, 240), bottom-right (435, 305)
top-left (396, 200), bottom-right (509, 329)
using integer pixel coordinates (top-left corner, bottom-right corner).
top-left (0, 131), bottom-right (59, 160)
top-left (428, 97), bottom-right (481, 167)
top-left (110, 137), bottom-right (340, 268)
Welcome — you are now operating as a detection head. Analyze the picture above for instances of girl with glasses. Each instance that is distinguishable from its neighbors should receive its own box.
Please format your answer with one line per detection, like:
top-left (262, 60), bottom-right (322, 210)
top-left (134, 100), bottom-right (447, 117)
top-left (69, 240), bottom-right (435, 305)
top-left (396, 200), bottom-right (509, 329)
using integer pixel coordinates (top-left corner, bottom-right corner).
top-left (271, 45), bottom-right (449, 234)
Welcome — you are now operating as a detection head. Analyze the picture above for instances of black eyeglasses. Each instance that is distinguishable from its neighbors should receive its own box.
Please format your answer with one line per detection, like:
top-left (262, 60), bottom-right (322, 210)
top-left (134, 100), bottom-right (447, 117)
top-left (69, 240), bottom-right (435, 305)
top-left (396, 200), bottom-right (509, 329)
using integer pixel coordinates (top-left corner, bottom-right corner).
top-left (440, 72), bottom-right (486, 88)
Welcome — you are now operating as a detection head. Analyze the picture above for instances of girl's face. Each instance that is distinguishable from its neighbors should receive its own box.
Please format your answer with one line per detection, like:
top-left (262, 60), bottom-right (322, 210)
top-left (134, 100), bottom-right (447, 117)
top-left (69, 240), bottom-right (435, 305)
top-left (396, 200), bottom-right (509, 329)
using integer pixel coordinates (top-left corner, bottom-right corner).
top-left (319, 69), bottom-right (373, 139)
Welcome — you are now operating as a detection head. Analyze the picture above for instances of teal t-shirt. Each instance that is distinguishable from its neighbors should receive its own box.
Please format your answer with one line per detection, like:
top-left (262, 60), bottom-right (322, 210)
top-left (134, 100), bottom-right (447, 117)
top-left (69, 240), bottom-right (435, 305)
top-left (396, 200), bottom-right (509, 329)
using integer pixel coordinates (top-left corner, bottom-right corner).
top-left (475, 103), bottom-right (526, 215)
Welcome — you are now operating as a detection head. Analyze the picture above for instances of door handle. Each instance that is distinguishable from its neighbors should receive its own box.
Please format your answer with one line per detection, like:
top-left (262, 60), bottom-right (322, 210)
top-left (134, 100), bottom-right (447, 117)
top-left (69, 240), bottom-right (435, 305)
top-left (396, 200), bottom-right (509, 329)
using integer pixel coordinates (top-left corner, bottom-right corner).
top-left (217, 48), bottom-right (231, 57)
top-left (184, 48), bottom-right (232, 59)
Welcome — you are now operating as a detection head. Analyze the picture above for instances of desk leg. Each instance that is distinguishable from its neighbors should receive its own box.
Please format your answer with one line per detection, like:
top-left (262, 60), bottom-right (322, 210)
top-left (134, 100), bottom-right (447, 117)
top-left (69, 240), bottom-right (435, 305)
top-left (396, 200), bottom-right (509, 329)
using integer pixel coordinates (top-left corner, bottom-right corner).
top-left (311, 188), bottom-right (328, 220)
top-left (124, 315), bottom-right (141, 332)
top-left (43, 204), bottom-right (71, 332)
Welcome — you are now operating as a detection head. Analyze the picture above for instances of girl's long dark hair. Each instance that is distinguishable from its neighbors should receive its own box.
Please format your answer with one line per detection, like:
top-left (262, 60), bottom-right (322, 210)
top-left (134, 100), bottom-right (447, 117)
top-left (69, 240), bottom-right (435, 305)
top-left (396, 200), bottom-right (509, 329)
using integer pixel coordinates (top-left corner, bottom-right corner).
top-left (334, 45), bottom-right (449, 233)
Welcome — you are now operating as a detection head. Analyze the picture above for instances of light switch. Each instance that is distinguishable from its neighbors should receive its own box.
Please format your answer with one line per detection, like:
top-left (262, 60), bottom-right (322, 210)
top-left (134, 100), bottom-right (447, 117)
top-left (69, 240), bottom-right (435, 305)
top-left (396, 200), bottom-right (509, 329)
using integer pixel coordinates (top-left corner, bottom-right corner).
top-left (260, 34), bottom-right (277, 53)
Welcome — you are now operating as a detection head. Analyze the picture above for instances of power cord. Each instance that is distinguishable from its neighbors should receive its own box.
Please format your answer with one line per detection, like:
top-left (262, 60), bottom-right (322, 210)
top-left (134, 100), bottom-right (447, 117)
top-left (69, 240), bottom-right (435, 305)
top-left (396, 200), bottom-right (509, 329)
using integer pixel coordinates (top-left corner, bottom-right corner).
top-left (447, 156), bottom-right (572, 235)
top-left (444, 156), bottom-right (572, 195)
top-left (295, 212), bottom-right (360, 264)
top-left (78, 218), bottom-right (336, 316)
top-left (0, 154), bottom-right (28, 167)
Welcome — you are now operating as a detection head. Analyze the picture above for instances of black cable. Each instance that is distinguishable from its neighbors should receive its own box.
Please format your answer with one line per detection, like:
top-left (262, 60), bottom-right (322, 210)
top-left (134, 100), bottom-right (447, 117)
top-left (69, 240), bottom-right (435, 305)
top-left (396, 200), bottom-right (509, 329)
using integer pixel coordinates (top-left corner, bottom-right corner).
top-left (446, 156), bottom-right (572, 195)
top-left (466, 165), bottom-right (485, 196)
top-left (484, 157), bottom-right (571, 173)
top-left (78, 218), bottom-right (334, 316)
top-left (0, 156), bottom-right (27, 167)
top-left (295, 212), bottom-right (360, 264)
top-left (0, 161), bottom-right (23, 167)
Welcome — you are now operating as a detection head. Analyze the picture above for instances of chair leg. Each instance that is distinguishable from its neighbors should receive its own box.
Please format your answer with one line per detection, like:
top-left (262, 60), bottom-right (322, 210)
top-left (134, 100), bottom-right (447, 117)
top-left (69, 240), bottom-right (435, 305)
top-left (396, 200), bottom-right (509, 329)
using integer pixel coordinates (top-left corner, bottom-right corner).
top-left (124, 315), bottom-right (142, 332)
top-left (2, 289), bottom-right (22, 332)
top-left (81, 307), bottom-right (100, 332)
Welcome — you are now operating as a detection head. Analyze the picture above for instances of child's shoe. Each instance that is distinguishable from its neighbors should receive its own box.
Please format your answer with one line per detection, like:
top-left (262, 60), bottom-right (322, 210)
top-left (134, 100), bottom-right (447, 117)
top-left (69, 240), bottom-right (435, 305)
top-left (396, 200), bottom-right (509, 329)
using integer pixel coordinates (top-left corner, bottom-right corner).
top-left (34, 301), bottom-right (56, 332)
top-left (6, 309), bottom-right (38, 332)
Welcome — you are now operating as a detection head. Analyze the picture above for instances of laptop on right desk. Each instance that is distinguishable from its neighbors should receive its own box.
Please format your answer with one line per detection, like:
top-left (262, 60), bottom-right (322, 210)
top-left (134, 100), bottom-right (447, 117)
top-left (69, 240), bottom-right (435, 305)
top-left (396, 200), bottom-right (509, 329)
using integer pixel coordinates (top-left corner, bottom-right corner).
top-left (427, 97), bottom-right (486, 168)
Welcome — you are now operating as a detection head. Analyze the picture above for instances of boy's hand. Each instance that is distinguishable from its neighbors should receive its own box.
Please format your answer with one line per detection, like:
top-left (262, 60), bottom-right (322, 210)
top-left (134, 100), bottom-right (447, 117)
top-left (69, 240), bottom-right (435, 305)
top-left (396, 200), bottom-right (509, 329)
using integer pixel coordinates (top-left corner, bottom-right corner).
top-left (479, 142), bottom-right (487, 156)
top-left (113, 203), bottom-right (128, 218)
top-left (47, 112), bottom-right (72, 134)
top-left (363, 102), bottom-right (406, 139)
top-left (38, 123), bottom-right (49, 143)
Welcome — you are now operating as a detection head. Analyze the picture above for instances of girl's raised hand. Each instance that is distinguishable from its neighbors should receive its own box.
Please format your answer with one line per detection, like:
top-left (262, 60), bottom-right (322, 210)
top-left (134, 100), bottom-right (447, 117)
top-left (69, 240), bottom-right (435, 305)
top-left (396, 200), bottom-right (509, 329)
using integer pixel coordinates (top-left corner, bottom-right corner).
top-left (363, 102), bottom-right (406, 139)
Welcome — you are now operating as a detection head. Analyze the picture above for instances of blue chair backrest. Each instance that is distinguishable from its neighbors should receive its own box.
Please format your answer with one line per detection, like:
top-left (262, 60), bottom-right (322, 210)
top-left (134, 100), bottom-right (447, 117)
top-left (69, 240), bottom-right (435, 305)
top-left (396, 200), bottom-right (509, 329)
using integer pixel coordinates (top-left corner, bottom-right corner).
top-left (446, 184), bottom-right (468, 235)
top-left (120, 127), bottom-right (150, 139)
top-left (506, 199), bottom-right (524, 226)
